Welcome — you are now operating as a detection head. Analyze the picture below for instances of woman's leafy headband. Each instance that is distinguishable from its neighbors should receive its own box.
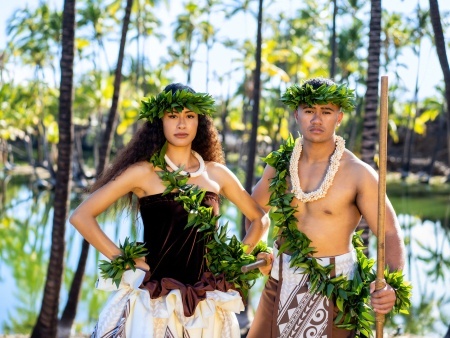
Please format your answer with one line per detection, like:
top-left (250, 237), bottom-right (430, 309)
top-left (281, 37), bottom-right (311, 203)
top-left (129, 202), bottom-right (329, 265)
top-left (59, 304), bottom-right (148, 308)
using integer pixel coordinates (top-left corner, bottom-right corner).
top-left (280, 82), bottom-right (355, 113)
top-left (139, 89), bottom-right (216, 122)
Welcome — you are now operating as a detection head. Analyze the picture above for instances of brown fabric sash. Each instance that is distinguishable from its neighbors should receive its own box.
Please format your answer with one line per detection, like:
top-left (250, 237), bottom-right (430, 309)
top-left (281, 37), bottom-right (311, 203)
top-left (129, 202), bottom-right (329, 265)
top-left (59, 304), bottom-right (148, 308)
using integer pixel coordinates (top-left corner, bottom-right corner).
top-left (141, 271), bottom-right (238, 317)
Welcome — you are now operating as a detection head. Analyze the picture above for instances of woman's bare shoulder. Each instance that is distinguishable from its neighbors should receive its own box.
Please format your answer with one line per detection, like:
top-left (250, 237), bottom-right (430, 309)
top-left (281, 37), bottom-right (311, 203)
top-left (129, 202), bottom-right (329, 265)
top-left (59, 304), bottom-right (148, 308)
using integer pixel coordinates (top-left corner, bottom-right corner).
top-left (204, 161), bottom-right (240, 185)
top-left (112, 161), bottom-right (156, 184)
top-left (125, 160), bottom-right (154, 174)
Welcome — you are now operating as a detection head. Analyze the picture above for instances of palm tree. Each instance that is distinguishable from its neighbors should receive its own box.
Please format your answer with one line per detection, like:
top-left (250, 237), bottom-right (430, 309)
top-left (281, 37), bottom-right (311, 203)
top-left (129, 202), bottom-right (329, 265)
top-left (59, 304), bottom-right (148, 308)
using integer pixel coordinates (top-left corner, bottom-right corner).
top-left (58, 1), bottom-right (134, 334)
top-left (97, 0), bottom-right (134, 177)
top-left (358, 0), bottom-right (382, 249)
top-left (428, 0), bottom-right (450, 180)
top-left (400, 6), bottom-right (429, 178)
top-left (361, 0), bottom-right (382, 168)
top-left (329, 0), bottom-right (338, 78)
top-left (169, 2), bottom-right (201, 85)
top-left (30, 0), bottom-right (76, 337)
top-left (6, 3), bottom-right (62, 177)
top-left (243, 0), bottom-right (263, 236)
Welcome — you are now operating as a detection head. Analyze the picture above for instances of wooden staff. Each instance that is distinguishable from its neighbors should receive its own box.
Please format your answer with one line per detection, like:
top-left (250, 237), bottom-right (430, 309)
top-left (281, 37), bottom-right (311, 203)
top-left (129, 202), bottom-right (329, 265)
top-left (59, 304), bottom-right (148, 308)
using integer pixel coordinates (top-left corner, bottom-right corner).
top-left (241, 259), bottom-right (268, 273)
top-left (376, 76), bottom-right (389, 338)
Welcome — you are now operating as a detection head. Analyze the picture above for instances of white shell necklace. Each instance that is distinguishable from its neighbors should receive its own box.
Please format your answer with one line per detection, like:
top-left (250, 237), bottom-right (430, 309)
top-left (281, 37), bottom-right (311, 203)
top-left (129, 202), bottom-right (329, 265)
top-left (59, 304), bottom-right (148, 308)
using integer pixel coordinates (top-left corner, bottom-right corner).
top-left (164, 150), bottom-right (205, 177)
top-left (289, 136), bottom-right (345, 203)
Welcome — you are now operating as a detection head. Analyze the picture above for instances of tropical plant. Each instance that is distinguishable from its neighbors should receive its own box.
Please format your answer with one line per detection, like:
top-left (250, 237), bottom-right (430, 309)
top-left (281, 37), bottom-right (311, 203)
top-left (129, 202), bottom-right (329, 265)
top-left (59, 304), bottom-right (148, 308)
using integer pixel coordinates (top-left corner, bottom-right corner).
top-left (31, 0), bottom-right (76, 336)
top-left (428, 0), bottom-right (450, 180)
top-left (361, 0), bottom-right (382, 168)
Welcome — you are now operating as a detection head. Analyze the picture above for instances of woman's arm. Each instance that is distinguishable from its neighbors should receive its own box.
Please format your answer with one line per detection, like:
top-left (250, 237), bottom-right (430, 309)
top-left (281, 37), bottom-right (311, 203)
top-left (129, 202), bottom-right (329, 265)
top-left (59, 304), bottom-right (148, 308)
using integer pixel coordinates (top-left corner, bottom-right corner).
top-left (69, 164), bottom-right (151, 270)
top-left (211, 163), bottom-right (270, 254)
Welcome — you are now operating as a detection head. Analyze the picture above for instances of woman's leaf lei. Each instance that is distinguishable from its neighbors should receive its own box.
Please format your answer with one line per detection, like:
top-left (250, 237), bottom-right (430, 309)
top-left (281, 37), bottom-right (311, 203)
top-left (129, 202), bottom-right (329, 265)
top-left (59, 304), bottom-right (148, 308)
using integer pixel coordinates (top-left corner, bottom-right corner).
top-left (99, 238), bottom-right (148, 288)
top-left (264, 135), bottom-right (412, 337)
top-left (139, 89), bottom-right (216, 122)
top-left (149, 144), bottom-right (270, 299)
top-left (280, 82), bottom-right (355, 113)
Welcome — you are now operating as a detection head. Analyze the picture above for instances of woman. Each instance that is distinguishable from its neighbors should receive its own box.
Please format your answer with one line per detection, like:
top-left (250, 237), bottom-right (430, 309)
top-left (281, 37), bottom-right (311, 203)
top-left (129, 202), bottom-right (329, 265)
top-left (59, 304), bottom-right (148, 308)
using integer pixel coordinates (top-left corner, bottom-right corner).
top-left (70, 83), bottom-right (271, 338)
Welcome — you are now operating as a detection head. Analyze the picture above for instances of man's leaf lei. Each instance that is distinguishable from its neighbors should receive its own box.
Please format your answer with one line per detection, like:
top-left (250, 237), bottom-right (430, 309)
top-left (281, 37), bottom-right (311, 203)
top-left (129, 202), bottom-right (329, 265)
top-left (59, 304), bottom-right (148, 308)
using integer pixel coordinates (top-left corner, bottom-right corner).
top-left (264, 135), bottom-right (412, 337)
top-left (280, 82), bottom-right (355, 113)
top-left (149, 144), bottom-right (270, 299)
top-left (139, 89), bottom-right (216, 122)
top-left (99, 238), bottom-right (148, 288)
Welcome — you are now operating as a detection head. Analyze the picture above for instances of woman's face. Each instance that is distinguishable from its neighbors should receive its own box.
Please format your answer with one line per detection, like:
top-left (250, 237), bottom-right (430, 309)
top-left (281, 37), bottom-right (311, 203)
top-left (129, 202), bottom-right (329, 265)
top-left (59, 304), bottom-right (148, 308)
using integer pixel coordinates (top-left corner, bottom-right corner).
top-left (162, 108), bottom-right (199, 147)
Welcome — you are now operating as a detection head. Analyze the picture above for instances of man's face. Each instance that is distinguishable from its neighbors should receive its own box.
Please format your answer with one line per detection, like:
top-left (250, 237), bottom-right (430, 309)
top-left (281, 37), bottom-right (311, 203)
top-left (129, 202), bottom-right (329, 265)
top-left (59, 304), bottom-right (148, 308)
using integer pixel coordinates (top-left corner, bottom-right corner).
top-left (294, 103), bottom-right (343, 142)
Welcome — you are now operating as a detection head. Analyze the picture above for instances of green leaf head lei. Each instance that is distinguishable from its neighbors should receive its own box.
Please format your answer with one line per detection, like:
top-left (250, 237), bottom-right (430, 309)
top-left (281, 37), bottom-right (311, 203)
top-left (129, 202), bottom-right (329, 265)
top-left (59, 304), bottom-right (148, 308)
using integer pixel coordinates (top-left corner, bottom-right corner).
top-left (280, 78), bottom-right (356, 113)
top-left (139, 87), bottom-right (216, 123)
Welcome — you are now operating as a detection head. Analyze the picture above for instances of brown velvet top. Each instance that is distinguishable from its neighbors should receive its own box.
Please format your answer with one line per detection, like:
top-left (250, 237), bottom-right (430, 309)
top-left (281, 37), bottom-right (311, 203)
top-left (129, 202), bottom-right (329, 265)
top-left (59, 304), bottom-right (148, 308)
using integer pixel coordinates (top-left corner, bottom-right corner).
top-left (138, 191), bottom-right (236, 316)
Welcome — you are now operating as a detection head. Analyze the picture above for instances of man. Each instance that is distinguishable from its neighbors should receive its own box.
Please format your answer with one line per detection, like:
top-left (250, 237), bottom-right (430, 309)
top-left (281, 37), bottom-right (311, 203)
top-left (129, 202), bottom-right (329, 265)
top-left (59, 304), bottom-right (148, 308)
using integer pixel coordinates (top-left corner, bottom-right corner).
top-left (247, 78), bottom-right (407, 338)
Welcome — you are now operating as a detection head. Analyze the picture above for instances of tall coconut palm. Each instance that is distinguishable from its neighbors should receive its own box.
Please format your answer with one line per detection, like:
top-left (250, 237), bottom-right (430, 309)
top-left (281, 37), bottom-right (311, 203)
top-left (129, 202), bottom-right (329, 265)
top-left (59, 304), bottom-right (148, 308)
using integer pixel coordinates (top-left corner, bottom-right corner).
top-left (96, 0), bottom-right (133, 177)
top-left (243, 0), bottom-right (263, 236)
top-left (361, 0), bottom-right (382, 168)
top-left (58, 1), bottom-right (134, 335)
top-left (6, 3), bottom-right (62, 177)
top-left (169, 2), bottom-right (201, 85)
top-left (358, 0), bottom-right (382, 249)
top-left (329, 0), bottom-right (338, 78)
top-left (30, 0), bottom-right (76, 337)
top-left (428, 0), bottom-right (450, 180)
top-left (400, 6), bottom-right (429, 178)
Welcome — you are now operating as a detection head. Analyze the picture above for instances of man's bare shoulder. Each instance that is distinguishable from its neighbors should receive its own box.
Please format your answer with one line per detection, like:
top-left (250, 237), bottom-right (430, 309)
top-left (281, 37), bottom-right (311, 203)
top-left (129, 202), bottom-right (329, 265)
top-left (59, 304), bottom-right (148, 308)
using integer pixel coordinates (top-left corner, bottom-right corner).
top-left (341, 149), bottom-right (378, 181)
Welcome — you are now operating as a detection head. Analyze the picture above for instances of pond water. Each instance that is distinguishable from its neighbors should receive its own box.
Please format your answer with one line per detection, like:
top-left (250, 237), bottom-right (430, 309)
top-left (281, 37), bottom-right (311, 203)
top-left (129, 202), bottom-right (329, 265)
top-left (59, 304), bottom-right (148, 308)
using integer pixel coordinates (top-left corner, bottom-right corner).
top-left (0, 173), bottom-right (449, 336)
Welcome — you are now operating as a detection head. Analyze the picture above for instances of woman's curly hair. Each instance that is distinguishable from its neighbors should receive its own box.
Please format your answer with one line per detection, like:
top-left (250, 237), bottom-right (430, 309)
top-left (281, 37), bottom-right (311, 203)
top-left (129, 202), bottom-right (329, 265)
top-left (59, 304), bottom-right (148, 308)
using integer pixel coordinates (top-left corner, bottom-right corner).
top-left (90, 84), bottom-right (224, 195)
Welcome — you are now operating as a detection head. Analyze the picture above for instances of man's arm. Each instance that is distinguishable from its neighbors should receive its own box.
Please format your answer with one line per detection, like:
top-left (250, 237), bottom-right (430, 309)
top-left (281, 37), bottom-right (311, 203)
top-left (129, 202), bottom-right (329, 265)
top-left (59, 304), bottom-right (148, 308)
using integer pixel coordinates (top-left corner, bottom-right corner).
top-left (355, 162), bottom-right (405, 271)
top-left (355, 161), bottom-right (406, 314)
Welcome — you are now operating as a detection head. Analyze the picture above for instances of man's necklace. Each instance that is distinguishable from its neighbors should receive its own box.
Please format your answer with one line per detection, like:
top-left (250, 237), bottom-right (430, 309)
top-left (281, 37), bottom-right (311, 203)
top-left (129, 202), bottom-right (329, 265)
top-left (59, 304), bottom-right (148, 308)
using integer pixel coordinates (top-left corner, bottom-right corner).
top-left (289, 136), bottom-right (345, 202)
top-left (164, 150), bottom-right (205, 177)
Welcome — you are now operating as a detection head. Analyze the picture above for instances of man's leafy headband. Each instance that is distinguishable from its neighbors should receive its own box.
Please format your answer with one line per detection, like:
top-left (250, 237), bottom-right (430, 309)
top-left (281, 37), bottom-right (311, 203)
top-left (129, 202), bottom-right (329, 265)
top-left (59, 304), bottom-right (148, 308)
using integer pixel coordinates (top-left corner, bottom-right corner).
top-left (280, 82), bottom-right (355, 113)
top-left (139, 89), bottom-right (216, 122)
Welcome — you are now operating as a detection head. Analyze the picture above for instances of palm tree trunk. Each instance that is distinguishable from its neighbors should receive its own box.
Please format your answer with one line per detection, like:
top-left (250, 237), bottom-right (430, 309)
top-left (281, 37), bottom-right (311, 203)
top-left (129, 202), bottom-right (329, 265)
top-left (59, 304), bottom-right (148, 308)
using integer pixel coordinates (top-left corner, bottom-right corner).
top-left (428, 0), bottom-right (450, 178)
top-left (30, 0), bottom-right (75, 337)
top-left (58, 239), bottom-right (89, 338)
top-left (329, 0), bottom-right (338, 79)
top-left (401, 47), bottom-right (422, 179)
top-left (239, 4), bottom-right (264, 333)
top-left (242, 0), bottom-right (263, 238)
top-left (96, 0), bottom-right (133, 177)
top-left (58, 0), bottom-right (134, 335)
top-left (360, 0), bottom-right (382, 247)
top-left (361, 0), bottom-right (382, 168)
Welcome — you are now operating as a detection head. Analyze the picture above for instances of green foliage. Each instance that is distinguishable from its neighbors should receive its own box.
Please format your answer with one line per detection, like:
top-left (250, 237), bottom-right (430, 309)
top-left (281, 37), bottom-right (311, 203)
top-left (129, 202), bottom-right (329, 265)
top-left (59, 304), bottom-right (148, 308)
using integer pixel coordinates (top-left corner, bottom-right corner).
top-left (149, 144), bottom-right (270, 299)
top-left (140, 89), bottom-right (216, 122)
top-left (98, 238), bottom-right (148, 288)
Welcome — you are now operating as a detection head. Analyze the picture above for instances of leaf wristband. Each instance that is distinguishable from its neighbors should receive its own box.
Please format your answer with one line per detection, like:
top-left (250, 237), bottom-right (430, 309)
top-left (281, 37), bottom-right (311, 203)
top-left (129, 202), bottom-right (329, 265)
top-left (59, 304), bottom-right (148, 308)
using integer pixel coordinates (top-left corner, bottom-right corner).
top-left (250, 241), bottom-right (272, 257)
top-left (99, 238), bottom-right (148, 288)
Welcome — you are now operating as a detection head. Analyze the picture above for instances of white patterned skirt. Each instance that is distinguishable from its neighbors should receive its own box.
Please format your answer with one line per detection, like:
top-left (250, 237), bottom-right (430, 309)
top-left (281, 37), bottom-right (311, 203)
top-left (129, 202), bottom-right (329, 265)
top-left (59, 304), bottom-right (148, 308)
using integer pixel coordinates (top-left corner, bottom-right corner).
top-left (91, 269), bottom-right (244, 338)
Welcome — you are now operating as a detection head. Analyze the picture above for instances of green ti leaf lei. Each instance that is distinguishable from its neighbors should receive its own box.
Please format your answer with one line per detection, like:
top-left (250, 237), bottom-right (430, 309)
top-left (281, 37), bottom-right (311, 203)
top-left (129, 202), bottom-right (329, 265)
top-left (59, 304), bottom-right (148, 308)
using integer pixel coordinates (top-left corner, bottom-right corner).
top-left (149, 143), bottom-right (270, 299)
top-left (280, 82), bottom-right (355, 113)
top-left (264, 135), bottom-right (412, 337)
top-left (139, 89), bottom-right (216, 122)
top-left (99, 238), bottom-right (148, 288)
